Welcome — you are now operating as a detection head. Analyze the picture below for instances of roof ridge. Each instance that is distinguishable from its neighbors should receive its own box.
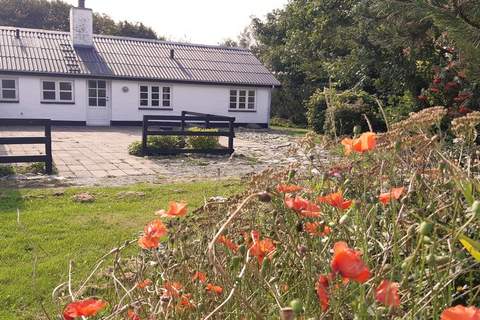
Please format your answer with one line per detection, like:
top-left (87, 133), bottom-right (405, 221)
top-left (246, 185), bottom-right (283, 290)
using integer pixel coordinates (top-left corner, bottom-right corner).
top-left (0, 26), bottom-right (250, 52)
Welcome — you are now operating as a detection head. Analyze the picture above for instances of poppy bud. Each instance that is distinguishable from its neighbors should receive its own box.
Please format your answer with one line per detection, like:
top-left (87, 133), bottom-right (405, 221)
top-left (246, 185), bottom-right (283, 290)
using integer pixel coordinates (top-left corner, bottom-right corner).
top-left (289, 299), bottom-right (303, 314)
top-left (238, 245), bottom-right (246, 256)
top-left (257, 192), bottom-right (272, 203)
top-left (353, 125), bottom-right (362, 136)
top-left (418, 221), bottom-right (434, 236)
top-left (470, 200), bottom-right (480, 219)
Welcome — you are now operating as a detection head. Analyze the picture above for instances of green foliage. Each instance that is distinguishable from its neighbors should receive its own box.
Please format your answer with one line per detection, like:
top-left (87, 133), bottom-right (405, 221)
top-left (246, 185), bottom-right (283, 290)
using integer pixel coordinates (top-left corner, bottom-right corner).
top-left (0, 165), bottom-right (14, 177)
top-left (270, 117), bottom-right (304, 129)
top-left (310, 88), bottom-right (386, 136)
top-left (186, 127), bottom-right (220, 150)
top-left (0, 0), bottom-right (161, 39)
top-left (128, 136), bottom-right (185, 156)
top-left (306, 89), bottom-right (327, 133)
top-left (383, 90), bottom-right (419, 124)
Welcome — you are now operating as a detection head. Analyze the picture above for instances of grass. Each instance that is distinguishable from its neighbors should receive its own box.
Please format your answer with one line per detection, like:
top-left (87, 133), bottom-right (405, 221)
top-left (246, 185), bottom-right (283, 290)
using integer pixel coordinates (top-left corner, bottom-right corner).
top-left (270, 125), bottom-right (310, 137)
top-left (0, 179), bottom-right (243, 320)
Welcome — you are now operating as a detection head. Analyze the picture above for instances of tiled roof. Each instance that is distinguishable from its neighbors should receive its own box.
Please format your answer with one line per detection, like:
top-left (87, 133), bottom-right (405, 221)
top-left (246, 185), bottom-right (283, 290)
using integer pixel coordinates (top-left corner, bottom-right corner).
top-left (0, 27), bottom-right (280, 87)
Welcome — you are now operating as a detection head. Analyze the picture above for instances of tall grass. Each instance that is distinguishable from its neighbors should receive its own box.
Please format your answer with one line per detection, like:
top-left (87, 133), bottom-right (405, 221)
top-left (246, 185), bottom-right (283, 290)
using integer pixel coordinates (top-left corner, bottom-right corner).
top-left (54, 107), bottom-right (480, 319)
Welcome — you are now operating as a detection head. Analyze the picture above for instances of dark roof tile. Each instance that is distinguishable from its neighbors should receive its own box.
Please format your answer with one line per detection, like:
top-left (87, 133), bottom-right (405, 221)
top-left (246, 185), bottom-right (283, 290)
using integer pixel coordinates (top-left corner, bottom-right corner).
top-left (0, 27), bottom-right (280, 87)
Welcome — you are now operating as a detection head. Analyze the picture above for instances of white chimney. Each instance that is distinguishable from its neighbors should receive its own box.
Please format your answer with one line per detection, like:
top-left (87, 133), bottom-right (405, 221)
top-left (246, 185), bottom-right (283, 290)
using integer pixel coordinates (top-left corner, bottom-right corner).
top-left (70, 0), bottom-right (93, 47)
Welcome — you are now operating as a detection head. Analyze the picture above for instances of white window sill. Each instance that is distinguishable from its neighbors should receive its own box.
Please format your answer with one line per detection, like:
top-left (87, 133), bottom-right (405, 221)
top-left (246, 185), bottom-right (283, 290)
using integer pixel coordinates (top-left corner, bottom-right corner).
top-left (228, 109), bottom-right (256, 113)
top-left (139, 107), bottom-right (173, 111)
top-left (41, 101), bottom-right (75, 105)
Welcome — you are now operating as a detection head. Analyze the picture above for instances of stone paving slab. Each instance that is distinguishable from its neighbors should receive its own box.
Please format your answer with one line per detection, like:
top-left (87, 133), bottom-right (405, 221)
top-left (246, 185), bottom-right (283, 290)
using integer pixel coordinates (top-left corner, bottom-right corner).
top-left (0, 126), bottom-right (316, 187)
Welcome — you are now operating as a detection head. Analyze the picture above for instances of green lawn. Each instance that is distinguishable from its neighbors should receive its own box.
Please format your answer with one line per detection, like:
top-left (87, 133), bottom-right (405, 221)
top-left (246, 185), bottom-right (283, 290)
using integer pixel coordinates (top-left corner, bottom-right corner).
top-left (0, 180), bottom-right (242, 320)
top-left (270, 125), bottom-right (310, 137)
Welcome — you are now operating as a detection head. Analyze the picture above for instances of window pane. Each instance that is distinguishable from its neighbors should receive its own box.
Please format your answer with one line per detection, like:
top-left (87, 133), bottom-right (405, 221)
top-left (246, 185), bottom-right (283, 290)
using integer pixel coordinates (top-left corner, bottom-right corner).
top-left (239, 102), bottom-right (246, 109)
top-left (239, 97), bottom-right (246, 103)
top-left (2, 80), bottom-right (15, 89)
top-left (163, 87), bottom-right (170, 93)
top-left (239, 90), bottom-right (246, 97)
top-left (89, 98), bottom-right (97, 106)
top-left (162, 100), bottom-right (170, 107)
top-left (248, 90), bottom-right (255, 97)
top-left (88, 89), bottom-right (96, 97)
top-left (140, 99), bottom-right (148, 106)
top-left (152, 100), bottom-right (159, 107)
top-left (248, 103), bottom-right (255, 109)
top-left (43, 81), bottom-right (55, 90)
top-left (152, 93), bottom-right (159, 100)
top-left (98, 89), bottom-right (106, 98)
top-left (140, 86), bottom-right (148, 93)
top-left (60, 92), bottom-right (72, 101)
top-left (60, 82), bottom-right (72, 91)
top-left (152, 86), bottom-right (160, 93)
top-left (162, 94), bottom-right (170, 100)
top-left (43, 91), bottom-right (55, 100)
top-left (248, 97), bottom-right (255, 103)
top-left (97, 81), bottom-right (106, 89)
top-left (230, 90), bottom-right (237, 96)
top-left (88, 80), bottom-right (97, 88)
top-left (2, 89), bottom-right (16, 99)
top-left (230, 97), bottom-right (237, 103)
top-left (98, 98), bottom-right (106, 107)
top-left (140, 92), bottom-right (148, 99)
top-left (230, 102), bottom-right (237, 109)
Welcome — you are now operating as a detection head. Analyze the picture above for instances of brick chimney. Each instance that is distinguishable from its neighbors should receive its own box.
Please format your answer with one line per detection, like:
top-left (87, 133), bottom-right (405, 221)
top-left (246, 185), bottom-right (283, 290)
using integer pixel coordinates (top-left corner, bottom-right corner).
top-left (70, 0), bottom-right (93, 47)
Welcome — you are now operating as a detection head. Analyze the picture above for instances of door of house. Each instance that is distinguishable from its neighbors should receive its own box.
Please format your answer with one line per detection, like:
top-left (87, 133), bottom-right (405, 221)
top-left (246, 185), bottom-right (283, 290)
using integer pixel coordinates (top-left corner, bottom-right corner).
top-left (86, 80), bottom-right (111, 126)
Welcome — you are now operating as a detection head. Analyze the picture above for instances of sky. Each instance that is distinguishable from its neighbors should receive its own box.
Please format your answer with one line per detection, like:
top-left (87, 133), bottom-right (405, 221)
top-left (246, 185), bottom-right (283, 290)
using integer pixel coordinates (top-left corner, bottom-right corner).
top-left (62, 0), bottom-right (288, 45)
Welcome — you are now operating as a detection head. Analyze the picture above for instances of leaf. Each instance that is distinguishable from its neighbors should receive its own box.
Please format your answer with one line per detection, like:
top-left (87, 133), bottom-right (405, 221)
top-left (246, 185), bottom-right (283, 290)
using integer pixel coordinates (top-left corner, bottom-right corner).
top-left (457, 180), bottom-right (474, 206)
top-left (459, 234), bottom-right (480, 262)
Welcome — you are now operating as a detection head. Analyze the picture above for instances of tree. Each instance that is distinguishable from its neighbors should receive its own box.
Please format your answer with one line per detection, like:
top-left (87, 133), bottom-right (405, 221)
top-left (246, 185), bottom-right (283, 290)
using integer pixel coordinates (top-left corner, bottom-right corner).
top-left (0, 0), bottom-right (161, 39)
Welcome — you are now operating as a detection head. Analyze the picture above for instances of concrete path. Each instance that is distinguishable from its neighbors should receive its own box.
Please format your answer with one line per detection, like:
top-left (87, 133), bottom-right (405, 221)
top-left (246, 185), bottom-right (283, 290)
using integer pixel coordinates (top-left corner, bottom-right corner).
top-left (0, 126), bottom-right (303, 186)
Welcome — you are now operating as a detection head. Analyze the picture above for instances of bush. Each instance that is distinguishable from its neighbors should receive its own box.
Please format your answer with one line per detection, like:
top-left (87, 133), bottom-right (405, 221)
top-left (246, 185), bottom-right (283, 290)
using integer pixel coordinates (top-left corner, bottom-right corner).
top-left (270, 117), bottom-right (304, 128)
top-left (0, 165), bottom-right (14, 177)
top-left (128, 136), bottom-right (185, 156)
top-left (186, 127), bottom-right (220, 149)
top-left (306, 89), bottom-right (327, 133)
top-left (321, 89), bottom-right (386, 136)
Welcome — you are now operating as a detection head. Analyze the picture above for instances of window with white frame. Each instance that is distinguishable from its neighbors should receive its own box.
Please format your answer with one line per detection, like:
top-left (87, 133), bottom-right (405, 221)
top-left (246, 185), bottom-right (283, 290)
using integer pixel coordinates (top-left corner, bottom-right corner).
top-left (229, 89), bottom-right (255, 110)
top-left (41, 80), bottom-right (74, 103)
top-left (0, 79), bottom-right (18, 101)
top-left (140, 85), bottom-right (171, 108)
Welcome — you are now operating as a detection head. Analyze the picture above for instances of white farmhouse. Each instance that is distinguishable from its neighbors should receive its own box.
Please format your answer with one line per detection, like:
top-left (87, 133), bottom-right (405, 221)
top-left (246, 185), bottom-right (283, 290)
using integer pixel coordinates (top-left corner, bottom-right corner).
top-left (0, 1), bottom-right (280, 127)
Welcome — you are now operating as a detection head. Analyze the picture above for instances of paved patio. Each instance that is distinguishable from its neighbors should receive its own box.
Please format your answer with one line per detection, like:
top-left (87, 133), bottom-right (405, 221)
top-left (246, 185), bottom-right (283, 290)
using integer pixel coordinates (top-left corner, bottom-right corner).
top-left (0, 126), bottom-right (304, 185)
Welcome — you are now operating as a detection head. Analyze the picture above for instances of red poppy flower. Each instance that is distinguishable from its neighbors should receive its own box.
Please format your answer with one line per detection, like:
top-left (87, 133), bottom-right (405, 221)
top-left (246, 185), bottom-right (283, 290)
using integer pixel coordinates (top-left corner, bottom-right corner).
top-left (127, 309), bottom-right (141, 320)
top-left (341, 132), bottom-right (376, 155)
top-left (138, 219), bottom-right (168, 249)
top-left (206, 283), bottom-right (224, 295)
top-left (375, 280), bottom-right (400, 307)
top-left (192, 271), bottom-right (207, 283)
top-left (285, 196), bottom-right (321, 217)
top-left (156, 202), bottom-right (188, 218)
top-left (63, 299), bottom-right (107, 320)
top-left (433, 77), bottom-right (442, 84)
top-left (276, 184), bottom-right (303, 193)
top-left (315, 274), bottom-right (333, 312)
top-left (441, 305), bottom-right (480, 320)
top-left (304, 222), bottom-right (331, 237)
top-left (248, 231), bottom-right (276, 265)
top-left (216, 235), bottom-right (239, 253)
top-left (162, 281), bottom-right (183, 298)
top-left (331, 241), bottom-right (370, 283)
top-left (317, 192), bottom-right (352, 210)
top-left (178, 294), bottom-right (195, 309)
top-left (430, 87), bottom-right (440, 94)
top-left (136, 278), bottom-right (152, 289)
top-left (378, 187), bottom-right (405, 205)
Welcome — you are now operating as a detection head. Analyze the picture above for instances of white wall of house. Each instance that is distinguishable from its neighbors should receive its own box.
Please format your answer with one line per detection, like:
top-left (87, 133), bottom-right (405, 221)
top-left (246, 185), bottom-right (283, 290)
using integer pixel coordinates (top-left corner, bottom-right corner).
top-left (0, 74), bottom-right (272, 125)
